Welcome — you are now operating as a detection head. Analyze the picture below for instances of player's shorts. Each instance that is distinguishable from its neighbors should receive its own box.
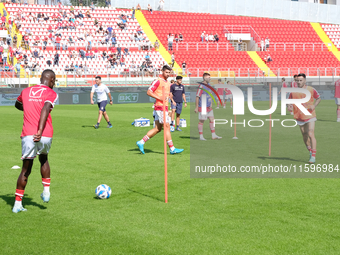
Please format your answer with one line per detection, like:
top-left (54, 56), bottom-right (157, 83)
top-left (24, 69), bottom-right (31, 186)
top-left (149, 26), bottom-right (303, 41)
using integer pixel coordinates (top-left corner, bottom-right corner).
top-left (21, 136), bottom-right (53, 160)
top-left (97, 100), bottom-right (107, 112)
top-left (335, 98), bottom-right (340, 105)
top-left (171, 102), bottom-right (183, 114)
top-left (199, 110), bottom-right (214, 120)
top-left (296, 117), bottom-right (317, 126)
top-left (154, 110), bottom-right (170, 124)
top-left (224, 94), bottom-right (232, 100)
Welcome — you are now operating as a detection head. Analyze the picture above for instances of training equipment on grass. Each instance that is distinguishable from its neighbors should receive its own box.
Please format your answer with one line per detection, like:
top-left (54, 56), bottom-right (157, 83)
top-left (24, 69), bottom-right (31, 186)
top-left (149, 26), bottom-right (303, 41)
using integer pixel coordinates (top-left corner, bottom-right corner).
top-left (11, 165), bottom-right (20, 170)
top-left (95, 184), bottom-right (112, 199)
top-left (179, 119), bottom-right (187, 127)
top-left (133, 118), bottom-right (151, 127)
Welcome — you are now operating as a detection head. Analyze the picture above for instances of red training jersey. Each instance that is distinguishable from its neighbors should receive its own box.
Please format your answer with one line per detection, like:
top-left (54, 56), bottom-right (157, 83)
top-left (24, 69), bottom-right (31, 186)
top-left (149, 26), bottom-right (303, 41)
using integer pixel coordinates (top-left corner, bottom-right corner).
top-left (335, 79), bottom-right (340, 98)
top-left (16, 84), bottom-right (58, 138)
top-left (282, 81), bottom-right (288, 88)
top-left (148, 78), bottom-right (170, 111)
top-left (291, 81), bottom-right (298, 88)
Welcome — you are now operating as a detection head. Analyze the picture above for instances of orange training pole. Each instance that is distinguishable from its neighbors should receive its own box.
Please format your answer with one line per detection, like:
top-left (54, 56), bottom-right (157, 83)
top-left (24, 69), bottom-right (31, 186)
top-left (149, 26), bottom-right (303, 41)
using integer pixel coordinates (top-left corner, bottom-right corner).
top-left (269, 83), bottom-right (272, 157)
top-left (162, 85), bottom-right (168, 203)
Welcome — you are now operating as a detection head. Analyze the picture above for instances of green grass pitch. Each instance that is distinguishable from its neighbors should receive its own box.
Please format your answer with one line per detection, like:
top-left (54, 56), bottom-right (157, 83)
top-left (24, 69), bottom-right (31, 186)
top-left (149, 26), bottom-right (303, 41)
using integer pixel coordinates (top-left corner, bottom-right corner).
top-left (0, 101), bottom-right (339, 254)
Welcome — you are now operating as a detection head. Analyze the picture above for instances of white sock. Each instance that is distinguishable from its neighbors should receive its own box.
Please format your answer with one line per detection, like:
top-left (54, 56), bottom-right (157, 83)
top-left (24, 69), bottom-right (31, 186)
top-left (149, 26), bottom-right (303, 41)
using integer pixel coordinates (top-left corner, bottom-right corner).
top-left (212, 132), bottom-right (216, 137)
top-left (170, 146), bottom-right (175, 152)
top-left (139, 139), bottom-right (145, 145)
top-left (14, 200), bottom-right (22, 207)
top-left (44, 186), bottom-right (50, 193)
top-left (200, 134), bottom-right (205, 139)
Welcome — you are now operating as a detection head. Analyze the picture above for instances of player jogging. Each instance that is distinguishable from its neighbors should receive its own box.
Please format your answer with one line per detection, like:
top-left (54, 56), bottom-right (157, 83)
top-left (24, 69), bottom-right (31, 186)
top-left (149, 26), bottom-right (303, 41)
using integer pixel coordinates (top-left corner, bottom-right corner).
top-left (170, 75), bottom-right (187, 131)
top-left (216, 79), bottom-right (224, 109)
top-left (334, 79), bottom-right (340, 122)
top-left (12, 69), bottom-right (58, 213)
top-left (288, 73), bottom-right (321, 164)
top-left (90, 76), bottom-right (113, 129)
top-left (195, 73), bottom-right (222, 141)
top-left (224, 80), bottom-right (233, 108)
top-left (279, 77), bottom-right (293, 115)
top-left (136, 66), bottom-right (184, 154)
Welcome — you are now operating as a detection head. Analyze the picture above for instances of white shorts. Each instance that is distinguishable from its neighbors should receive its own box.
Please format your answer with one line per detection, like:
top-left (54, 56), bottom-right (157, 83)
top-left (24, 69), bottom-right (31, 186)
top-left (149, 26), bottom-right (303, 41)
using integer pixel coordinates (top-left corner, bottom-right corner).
top-left (296, 117), bottom-right (317, 126)
top-left (199, 110), bottom-right (214, 120)
top-left (154, 110), bottom-right (171, 124)
top-left (21, 136), bottom-right (53, 160)
top-left (224, 95), bottom-right (232, 100)
top-left (335, 98), bottom-right (340, 105)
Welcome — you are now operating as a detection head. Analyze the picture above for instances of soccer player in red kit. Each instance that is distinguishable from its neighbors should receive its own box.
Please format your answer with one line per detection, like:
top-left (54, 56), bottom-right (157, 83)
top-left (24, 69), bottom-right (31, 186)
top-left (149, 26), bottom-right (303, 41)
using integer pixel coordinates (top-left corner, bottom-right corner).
top-left (12, 70), bottom-right (58, 213)
top-left (335, 79), bottom-right (340, 122)
top-left (288, 73), bottom-right (321, 164)
top-left (291, 74), bottom-right (298, 88)
top-left (136, 66), bottom-right (184, 154)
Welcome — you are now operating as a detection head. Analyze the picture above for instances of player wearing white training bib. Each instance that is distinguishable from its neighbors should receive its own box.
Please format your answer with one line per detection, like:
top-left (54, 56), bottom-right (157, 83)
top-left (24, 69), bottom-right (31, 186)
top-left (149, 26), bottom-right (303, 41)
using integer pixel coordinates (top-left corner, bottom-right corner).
top-left (90, 76), bottom-right (113, 129)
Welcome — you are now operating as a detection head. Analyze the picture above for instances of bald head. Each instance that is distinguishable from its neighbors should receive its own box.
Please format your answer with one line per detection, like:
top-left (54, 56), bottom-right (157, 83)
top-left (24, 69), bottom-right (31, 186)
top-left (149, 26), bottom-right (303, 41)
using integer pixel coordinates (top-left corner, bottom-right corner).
top-left (40, 69), bottom-right (56, 89)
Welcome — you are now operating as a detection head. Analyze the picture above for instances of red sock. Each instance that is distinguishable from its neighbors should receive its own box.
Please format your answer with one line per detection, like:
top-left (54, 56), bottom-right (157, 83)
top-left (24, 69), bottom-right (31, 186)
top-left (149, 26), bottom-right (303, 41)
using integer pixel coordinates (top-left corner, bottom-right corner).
top-left (42, 178), bottom-right (51, 187)
top-left (15, 189), bottom-right (24, 201)
top-left (167, 140), bottom-right (174, 149)
top-left (142, 135), bottom-right (149, 143)
top-left (198, 123), bottom-right (203, 135)
top-left (311, 149), bottom-right (316, 157)
top-left (209, 122), bottom-right (215, 133)
top-left (306, 145), bottom-right (312, 152)
top-left (337, 109), bottom-right (340, 118)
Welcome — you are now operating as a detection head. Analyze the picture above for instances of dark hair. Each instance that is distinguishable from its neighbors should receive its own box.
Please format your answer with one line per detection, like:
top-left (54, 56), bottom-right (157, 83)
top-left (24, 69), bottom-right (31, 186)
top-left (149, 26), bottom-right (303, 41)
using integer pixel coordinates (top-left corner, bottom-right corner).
top-left (41, 69), bottom-right (55, 78)
top-left (297, 73), bottom-right (306, 79)
top-left (218, 79), bottom-right (221, 82)
top-left (293, 74), bottom-right (298, 78)
top-left (95, 76), bottom-right (101, 80)
top-left (282, 78), bottom-right (285, 81)
top-left (170, 80), bottom-right (175, 83)
top-left (176, 75), bottom-right (183, 80)
top-left (162, 65), bottom-right (172, 71)
top-left (203, 72), bottom-right (210, 78)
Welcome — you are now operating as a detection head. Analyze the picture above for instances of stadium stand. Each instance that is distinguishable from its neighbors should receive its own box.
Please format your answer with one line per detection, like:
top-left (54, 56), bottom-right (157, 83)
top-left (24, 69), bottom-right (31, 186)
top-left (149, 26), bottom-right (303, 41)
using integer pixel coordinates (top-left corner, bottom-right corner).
top-left (3, 3), bottom-right (166, 78)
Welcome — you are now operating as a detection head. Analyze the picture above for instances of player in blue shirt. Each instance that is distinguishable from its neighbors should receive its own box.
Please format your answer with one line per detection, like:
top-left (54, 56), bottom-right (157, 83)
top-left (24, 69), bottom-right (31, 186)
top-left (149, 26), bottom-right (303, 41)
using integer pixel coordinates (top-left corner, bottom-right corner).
top-left (170, 76), bottom-right (187, 131)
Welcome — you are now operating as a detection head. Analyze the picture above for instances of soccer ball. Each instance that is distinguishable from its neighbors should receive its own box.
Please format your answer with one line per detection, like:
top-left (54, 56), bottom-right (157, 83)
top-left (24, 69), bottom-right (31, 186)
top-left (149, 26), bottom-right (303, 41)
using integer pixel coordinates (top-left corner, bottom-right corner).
top-left (170, 125), bottom-right (175, 132)
top-left (95, 184), bottom-right (112, 199)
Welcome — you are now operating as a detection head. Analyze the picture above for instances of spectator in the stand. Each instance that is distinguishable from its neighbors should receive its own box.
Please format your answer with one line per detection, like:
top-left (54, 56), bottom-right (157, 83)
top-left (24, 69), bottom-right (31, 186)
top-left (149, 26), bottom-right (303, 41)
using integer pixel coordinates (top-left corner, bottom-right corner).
top-left (87, 34), bottom-right (93, 50)
top-left (168, 34), bottom-right (173, 51)
top-left (55, 35), bottom-right (61, 50)
top-left (154, 40), bottom-right (160, 51)
top-left (111, 35), bottom-right (117, 47)
top-left (214, 33), bottom-right (219, 43)
top-left (263, 55), bottom-right (267, 64)
top-left (33, 48), bottom-right (39, 59)
top-left (265, 37), bottom-right (270, 51)
top-left (85, 50), bottom-right (90, 60)
top-left (124, 47), bottom-right (130, 56)
top-left (2, 44), bottom-right (7, 67)
top-left (86, 10), bottom-right (91, 18)
top-left (205, 34), bottom-right (208, 42)
top-left (182, 61), bottom-right (187, 75)
top-left (174, 34), bottom-right (178, 43)
top-left (46, 55), bottom-right (52, 67)
top-left (79, 0), bottom-right (83, 6)
top-left (117, 44), bottom-right (122, 56)
top-left (159, 0), bottom-right (164, 11)
top-left (54, 52), bottom-right (59, 67)
top-left (68, 35), bottom-right (75, 46)
top-left (105, 0), bottom-right (110, 7)
top-left (120, 55), bottom-right (126, 67)
top-left (260, 39), bottom-right (265, 51)
top-left (171, 53), bottom-right (175, 67)
top-left (107, 25), bottom-right (113, 36)
top-left (238, 38), bottom-right (242, 51)
top-left (117, 21), bottom-right (126, 30)
top-left (102, 50), bottom-right (107, 60)
top-left (136, 3), bottom-right (141, 10)
top-left (131, 7), bottom-right (135, 20)
top-left (209, 33), bottom-right (214, 42)
top-left (179, 33), bottom-right (183, 42)
top-left (148, 4), bottom-right (153, 14)
top-left (62, 38), bottom-right (68, 50)
top-left (267, 54), bottom-right (273, 63)
top-left (15, 62), bottom-right (21, 78)
top-left (145, 52), bottom-right (150, 61)
top-left (79, 49), bottom-right (85, 60)
top-left (91, 2), bottom-right (95, 11)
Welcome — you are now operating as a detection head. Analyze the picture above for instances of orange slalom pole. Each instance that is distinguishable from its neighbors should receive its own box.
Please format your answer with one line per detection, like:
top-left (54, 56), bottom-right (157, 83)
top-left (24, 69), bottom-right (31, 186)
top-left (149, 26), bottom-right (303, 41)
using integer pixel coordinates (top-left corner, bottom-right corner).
top-left (162, 85), bottom-right (168, 203)
top-left (269, 83), bottom-right (272, 157)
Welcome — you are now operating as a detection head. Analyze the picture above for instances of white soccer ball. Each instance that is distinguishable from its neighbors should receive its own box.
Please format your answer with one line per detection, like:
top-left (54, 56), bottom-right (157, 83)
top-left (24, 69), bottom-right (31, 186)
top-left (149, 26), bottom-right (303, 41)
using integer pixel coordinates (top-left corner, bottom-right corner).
top-left (170, 125), bottom-right (175, 132)
top-left (95, 184), bottom-right (112, 199)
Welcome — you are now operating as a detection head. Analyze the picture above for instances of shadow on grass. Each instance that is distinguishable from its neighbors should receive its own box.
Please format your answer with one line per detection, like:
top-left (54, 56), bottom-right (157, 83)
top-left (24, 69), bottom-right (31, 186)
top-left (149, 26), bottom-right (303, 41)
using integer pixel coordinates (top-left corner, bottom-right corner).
top-left (82, 125), bottom-right (95, 128)
top-left (128, 148), bottom-right (164, 155)
top-left (0, 194), bottom-right (47, 210)
top-left (127, 189), bottom-right (164, 202)
top-left (180, 136), bottom-right (198, 140)
top-left (258, 156), bottom-right (305, 163)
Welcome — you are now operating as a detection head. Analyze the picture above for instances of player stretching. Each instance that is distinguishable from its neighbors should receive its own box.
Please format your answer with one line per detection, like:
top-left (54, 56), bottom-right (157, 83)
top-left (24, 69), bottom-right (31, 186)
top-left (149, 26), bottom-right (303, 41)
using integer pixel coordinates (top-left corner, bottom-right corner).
top-left (170, 75), bottom-right (187, 131)
top-left (195, 73), bottom-right (222, 141)
top-left (136, 66), bottom-right (184, 154)
top-left (288, 73), bottom-right (321, 164)
top-left (13, 70), bottom-right (58, 213)
top-left (335, 79), bottom-right (340, 122)
top-left (90, 76), bottom-right (113, 129)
